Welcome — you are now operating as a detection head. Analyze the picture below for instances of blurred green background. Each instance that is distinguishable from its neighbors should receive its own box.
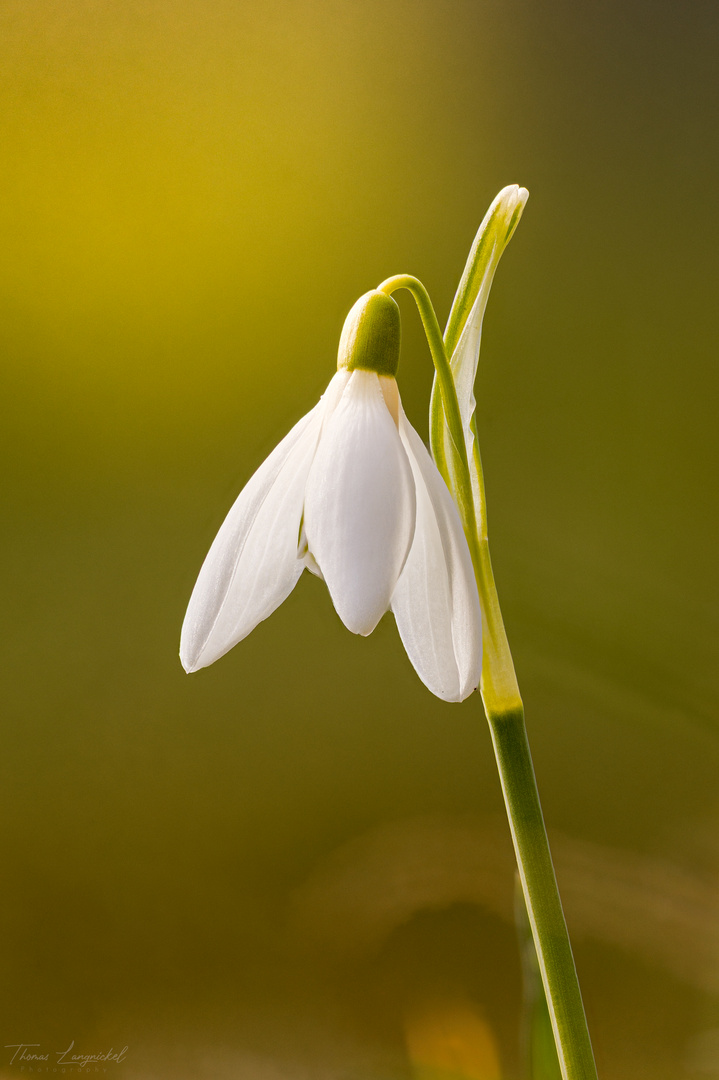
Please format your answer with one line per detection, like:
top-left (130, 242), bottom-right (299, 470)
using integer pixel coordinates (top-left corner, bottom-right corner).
top-left (1, 0), bottom-right (718, 1077)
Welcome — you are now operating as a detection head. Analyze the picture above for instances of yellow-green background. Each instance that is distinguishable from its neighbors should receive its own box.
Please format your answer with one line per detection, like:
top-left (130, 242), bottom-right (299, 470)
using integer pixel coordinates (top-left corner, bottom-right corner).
top-left (1, 1), bottom-right (718, 1077)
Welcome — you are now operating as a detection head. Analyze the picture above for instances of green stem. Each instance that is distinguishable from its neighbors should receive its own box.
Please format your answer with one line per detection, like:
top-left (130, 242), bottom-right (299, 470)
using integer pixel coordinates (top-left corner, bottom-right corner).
top-left (446, 265), bottom-right (598, 1079)
top-left (379, 270), bottom-right (598, 1079)
top-left (489, 706), bottom-right (597, 1080)
top-left (475, 499), bottom-right (595, 1080)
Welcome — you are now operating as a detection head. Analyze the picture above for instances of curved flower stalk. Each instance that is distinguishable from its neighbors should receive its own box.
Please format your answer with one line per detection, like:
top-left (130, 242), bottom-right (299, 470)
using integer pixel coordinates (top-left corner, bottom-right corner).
top-left (180, 290), bottom-right (482, 703)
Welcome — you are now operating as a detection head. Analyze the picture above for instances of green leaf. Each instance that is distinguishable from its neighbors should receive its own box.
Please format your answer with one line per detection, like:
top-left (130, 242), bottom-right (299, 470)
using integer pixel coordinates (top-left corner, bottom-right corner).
top-left (515, 875), bottom-right (563, 1080)
top-left (430, 185), bottom-right (528, 534)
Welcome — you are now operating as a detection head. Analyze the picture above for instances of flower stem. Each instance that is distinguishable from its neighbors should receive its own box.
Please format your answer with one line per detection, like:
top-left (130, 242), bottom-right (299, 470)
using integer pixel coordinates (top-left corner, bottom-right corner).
top-left (489, 705), bottom-right (597, 1080)
top-left (474, 528), bottom-right (596, 1077)
top-left (470, 506), bottom-right (596, 1080)
top-left (467, 411), bottom-right (597, 1080)
top-left (379, 269), bottom-right (598, 1079)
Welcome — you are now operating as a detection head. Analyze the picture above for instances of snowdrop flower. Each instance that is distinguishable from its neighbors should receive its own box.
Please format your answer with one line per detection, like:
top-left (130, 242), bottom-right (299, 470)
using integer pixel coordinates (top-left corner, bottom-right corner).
top-left (180, 290), bottom-right (481, 701)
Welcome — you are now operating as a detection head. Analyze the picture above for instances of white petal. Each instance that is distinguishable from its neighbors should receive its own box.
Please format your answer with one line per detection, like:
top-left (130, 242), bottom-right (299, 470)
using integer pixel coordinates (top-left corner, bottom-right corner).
top-left (391, 407), bottom-right (482, 702)
top-left (180, 399), bottom-right (327, 672)
top-left (303, 370), bottom-right (416, 636)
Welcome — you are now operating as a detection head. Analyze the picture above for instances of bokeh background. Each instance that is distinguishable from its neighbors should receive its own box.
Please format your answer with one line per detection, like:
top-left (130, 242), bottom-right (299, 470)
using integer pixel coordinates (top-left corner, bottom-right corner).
top-left (1, 0), bottom-right (718, 1077)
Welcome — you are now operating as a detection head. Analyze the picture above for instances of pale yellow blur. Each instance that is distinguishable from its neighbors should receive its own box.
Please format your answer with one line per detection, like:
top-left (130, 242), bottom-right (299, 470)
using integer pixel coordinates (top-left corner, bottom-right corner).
top-left (405, 996), bottom-right (502, 1080)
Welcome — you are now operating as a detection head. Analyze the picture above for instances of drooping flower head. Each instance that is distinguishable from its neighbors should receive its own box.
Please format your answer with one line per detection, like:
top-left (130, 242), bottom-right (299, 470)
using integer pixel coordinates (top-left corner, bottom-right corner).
top-left (180, 290), bottom-right (482, 702)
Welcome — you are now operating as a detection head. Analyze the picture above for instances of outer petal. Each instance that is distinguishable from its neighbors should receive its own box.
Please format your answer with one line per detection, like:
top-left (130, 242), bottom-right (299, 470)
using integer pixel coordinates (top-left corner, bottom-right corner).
top-left (391, 407), bottom-right (482, 702)
top-left (303, 370), bottom-right (416, 636)
top-left (180, 400), bottom-right (326, 672)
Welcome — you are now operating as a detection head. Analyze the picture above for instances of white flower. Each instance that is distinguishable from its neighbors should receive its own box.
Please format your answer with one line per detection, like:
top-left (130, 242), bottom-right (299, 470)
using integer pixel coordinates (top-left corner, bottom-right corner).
top-left (180, 292), bottom-right (482, 702)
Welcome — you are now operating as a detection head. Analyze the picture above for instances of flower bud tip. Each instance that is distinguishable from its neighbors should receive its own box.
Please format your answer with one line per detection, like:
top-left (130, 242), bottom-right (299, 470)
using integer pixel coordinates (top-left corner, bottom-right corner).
top-left (337, 290), bottom-right (401, 378)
